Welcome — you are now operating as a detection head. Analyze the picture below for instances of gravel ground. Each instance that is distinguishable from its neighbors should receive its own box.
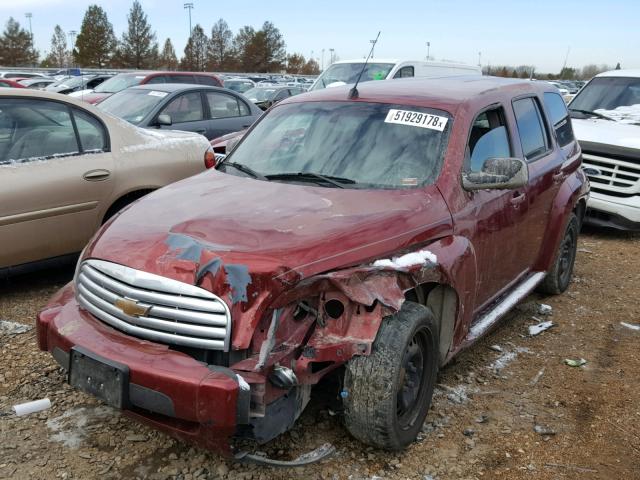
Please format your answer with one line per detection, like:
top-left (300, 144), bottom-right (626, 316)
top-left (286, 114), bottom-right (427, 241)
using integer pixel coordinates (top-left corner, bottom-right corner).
top-left (1, 228), bottom-right (639, 480)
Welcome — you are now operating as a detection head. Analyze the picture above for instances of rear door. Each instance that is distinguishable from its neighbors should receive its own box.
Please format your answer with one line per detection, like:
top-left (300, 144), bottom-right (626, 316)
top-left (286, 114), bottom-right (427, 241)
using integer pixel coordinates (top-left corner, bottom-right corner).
top-left (204, 91), bottom-right (255, 139)
top-left (0, 98), bottom-right (114, 268)
top-left (511, 95), bottom-right (567, 269)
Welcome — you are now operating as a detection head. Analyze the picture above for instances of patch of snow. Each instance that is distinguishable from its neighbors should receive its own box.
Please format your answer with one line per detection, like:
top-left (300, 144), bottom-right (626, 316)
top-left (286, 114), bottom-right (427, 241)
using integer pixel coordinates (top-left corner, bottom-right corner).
top-left (621, 322), bottom-right (640, 331)
top-left (595, 104), bottom-right (640, 125)
top-left (434, 384), bottom-right (475, 405)
top-left (538, 303), bottom-right (553, 315)
top-left (372, 250), bottom-right (438, 269)
top-left (0, 320), bottom-right (32, 335)
top-left (488, 347), bottom-right (530, 372)
top-left (46, 406), bottom-right (114, 449)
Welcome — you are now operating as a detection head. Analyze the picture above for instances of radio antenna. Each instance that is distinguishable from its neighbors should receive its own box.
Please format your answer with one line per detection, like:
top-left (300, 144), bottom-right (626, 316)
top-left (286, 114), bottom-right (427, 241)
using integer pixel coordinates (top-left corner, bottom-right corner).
top-left (349, 31), bottom-right (381, 100)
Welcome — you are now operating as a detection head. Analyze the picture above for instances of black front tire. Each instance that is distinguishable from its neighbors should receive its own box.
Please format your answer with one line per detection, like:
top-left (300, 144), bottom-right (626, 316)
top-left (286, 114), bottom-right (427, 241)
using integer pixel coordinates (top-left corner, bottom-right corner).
top-left (538, 213), bottom-right (579, 295)
top-left (343, 302), bottom-right (439, 450)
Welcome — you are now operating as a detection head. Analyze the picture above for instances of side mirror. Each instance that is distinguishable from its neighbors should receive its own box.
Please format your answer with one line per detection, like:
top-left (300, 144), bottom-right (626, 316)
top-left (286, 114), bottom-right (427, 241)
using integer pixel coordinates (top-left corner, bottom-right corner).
top-left (462, 157), bottom-right (529, 191)
top-left (156, 114), bottom-right (172, 126)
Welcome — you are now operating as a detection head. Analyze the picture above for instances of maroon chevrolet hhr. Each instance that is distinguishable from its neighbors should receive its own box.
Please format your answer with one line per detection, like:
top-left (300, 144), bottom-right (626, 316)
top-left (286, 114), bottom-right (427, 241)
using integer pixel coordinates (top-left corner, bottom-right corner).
top-left (38, 76), bottom-right (588, 455)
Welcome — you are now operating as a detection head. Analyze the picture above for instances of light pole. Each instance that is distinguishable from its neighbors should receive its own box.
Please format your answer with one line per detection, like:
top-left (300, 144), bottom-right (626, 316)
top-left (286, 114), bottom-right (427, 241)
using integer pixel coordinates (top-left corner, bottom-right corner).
top-left (426, 41), bottom-right (430, 60)
top-left (68, 30), bottom-right (77, 68)
top-left (478, 51), bottom-right (482, 68)
top-left (321, 49), bottom-right (325, 71)
top-left (329, 48), bottom-right (335, 65)
top-left (369, 40), bottom-right (376, 59)
top-left (25, 13), bottom-right (33, 65)
top-left (184, 3), bottom-right (194, 35)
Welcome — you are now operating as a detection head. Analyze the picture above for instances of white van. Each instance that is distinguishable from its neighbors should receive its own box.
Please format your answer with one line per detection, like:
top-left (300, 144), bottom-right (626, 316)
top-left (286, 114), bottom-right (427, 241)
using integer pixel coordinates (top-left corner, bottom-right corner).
top-left (310, 59), bottom-right (481, 91)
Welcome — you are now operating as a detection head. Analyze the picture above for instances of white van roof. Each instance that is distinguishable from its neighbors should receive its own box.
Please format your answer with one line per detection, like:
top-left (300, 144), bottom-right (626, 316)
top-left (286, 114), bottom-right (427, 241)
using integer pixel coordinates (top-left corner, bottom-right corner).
top-left (332, 59), bottom-right (478, 69)
top-left (596, 69), bottom-right (640, 79)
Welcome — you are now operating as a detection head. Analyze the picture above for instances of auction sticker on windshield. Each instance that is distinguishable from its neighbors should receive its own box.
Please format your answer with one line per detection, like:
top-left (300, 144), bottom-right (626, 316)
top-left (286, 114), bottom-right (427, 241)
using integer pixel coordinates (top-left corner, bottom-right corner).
top-left (385, 109), bottom-right (448, 131)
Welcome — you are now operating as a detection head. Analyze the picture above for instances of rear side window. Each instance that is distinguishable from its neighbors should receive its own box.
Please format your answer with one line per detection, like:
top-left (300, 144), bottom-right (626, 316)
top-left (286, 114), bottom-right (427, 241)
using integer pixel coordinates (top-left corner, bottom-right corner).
top-left (161, 92), bottom-right (204, 123)
top-left (467, 107), bottom-right (511, 172)
top-left (543, 92), bottom-right (574, 148)
top-left (513, 97), bottom-right (549, 161)
top-left (196, 76), bottom-right (222, 87)
top-left (206, 92), bottom-right (250, 118)
top-left (393, 66), bottom-right (415, 79)
top-left (73, 109), bottom-right (108, 152)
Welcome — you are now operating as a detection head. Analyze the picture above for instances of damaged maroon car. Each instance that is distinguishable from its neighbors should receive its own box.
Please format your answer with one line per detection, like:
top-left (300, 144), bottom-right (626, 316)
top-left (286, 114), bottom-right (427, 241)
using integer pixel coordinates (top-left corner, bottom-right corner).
top-left (37, 76), bottom-right (588, 454)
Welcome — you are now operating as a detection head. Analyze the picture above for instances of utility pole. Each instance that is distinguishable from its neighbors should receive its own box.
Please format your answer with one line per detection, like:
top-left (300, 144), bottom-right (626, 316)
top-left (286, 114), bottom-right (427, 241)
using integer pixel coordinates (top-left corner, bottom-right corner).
top-left (184, 3), bottom-right (194, 35)
top-left (25, 13), bottom-right (33, 66)
top-left (369, 40), bottom-right (376, 59)
top-left (321, 49), bottom-right (325, 71)
top-left (478, 51), bottom-right (482, 68)
top-left (426, 41), bottom-right (430, 60)
top-left (561, 46), bottom-right (570, 77)
top-left (329, 48), bottom-right (335, 65)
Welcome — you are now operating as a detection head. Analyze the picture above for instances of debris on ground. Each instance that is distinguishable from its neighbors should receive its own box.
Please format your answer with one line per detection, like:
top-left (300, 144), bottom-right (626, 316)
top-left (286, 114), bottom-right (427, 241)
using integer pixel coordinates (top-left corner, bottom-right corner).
top-left (534, 424), bottom-right (557, 436)
top-left (235, 443), bottom-right (336, 466)
top-left (530, 368), bottom-right (545, 386)
top-left (0, 319), bottom-right (32, 335)
top-left (488, 344), bottom-right (503, 352)
top-left (620, 322), bottom-right (640, 331)
top-left (474, 414), bottom-right (489, 424)
top-left (12, 398), bottom-right (51, 416)
top-left (528, 320), bottom-right (554, 336)
top-left (564, 358), bottom-right (587, 367)
top-left (537, 304), bottom-right (553, 315)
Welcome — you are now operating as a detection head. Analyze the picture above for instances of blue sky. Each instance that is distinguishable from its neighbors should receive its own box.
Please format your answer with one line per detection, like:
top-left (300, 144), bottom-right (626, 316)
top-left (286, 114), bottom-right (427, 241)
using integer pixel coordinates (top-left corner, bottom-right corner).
top-left (1, 0), bottom-right (638, 72)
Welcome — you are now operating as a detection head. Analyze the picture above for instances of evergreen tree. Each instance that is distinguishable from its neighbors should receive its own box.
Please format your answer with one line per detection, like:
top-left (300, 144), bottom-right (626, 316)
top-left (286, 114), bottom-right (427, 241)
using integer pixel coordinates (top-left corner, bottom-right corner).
top-left (302, 58), bottom-right (320, 75)
top-left (181, 25), bottom-right (208, 71)
top-left (159, 38), bottom-right (178, 70)
top-left (74, 5), bottom-right (116, 67)
top-left (121, 0), bottom-right (158, 68)
top-left (253, 21), bottom-right (286, 72)
top-left (207, 19), bottom-right (234, 71)
top-left (0, 17), bottom-right (38, 66)
top-left (49, 25), bottom-right (68, 68)
top-left (232, 26), bottom-right (255, 71)
top-left (286, 53), bottom-right (306, 74)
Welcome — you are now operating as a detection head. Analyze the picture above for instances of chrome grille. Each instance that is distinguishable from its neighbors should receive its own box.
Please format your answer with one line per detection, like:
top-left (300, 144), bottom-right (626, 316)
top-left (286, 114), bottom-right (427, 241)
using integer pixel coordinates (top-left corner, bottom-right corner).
top-left (583, 152), bottom-right (640, 196)
top-left (76, 259), bottom-right (231, 350)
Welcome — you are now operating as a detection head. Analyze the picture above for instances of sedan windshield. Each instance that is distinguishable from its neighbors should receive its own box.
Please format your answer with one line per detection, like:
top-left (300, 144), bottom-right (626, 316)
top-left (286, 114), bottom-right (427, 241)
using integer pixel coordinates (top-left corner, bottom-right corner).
top-left (224, 101), bottom-right (451, 189)
top-left (94, 74), bottom-right (145, 93)
top-left (310, 63), bottom-right (395, 91)
top-left (98, 89), bottom-right (166, 124)
top-left (243, 87), bottom-right (277, 102)
top-left (225, 80), bottom-right (254, 93)
top-left (569, 77), bottom-right (640, 121)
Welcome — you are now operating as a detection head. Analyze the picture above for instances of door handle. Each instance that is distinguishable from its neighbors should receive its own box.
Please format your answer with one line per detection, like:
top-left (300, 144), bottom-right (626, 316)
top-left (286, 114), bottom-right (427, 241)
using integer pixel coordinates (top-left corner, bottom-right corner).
top-left (83, 169), bottom-right (111, 181)
top-left (242, 124), bottom-right (251, 128)
top-left (195, 129), bottom-right (207, 135)
top-left (510, 192), bottom-right (526, 206)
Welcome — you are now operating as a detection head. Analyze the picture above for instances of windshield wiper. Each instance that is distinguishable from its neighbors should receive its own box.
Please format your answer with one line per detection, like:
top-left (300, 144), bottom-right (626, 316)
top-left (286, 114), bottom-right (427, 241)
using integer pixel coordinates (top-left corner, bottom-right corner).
top-left (220, 161), bottom-right (268, 180)
top-left (265, 171), bottom-right (356, 188)
top-left (569, 108), bottom-right (613, 121)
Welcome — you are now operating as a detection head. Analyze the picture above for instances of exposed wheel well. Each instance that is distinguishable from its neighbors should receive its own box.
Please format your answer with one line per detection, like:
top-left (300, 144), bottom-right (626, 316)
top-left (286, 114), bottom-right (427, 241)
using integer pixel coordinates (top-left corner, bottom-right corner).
top-left (102, 189), bottom-right (154, 224)
top-left (405, 283), bottom-right (458, 365)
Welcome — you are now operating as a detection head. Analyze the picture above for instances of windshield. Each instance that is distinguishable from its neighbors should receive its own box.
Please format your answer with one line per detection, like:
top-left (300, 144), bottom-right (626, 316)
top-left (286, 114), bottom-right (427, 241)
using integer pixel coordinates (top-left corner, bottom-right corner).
top-left (224, 101), bottom-right (451, 189)
top-left (95, 74), bottom-right (145, 93)
top-left (244, 87), bottom-right (277, 102)
top-left (57, 76), bottom-right (90, 89)
top-left (98, 88), bottom-right (166, 124)
top-left (310, 63), bottom-right (395, 91)
top-left (569, 77), bottom-right (640, 120)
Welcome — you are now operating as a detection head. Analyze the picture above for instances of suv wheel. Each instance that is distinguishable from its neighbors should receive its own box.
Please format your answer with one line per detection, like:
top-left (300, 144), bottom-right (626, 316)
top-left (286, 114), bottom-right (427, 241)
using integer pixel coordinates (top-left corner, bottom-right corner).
top-left (343, 302), bottom-right (439, 450)
top-left (538, 213), bottom-right (578, 294)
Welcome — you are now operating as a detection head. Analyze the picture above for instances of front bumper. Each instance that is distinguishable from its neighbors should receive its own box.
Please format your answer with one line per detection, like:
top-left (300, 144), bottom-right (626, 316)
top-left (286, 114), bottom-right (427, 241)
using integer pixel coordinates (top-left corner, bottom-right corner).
top-left (585, 191), bottom-right (640, 231)
top-left (36, 283), bottom-right (245, 453)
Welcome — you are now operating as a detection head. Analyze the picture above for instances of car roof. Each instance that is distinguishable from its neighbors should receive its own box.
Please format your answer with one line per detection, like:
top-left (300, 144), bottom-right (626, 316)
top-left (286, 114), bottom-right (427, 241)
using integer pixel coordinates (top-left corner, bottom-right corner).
top-left (280, 76), bottom-right (551, 113)
top-left (130, 83), bottom-right (228, 93)
top-left (114, 71), bottom-right (218, 78)
top-left (596, 69), bottom-right (640, 79)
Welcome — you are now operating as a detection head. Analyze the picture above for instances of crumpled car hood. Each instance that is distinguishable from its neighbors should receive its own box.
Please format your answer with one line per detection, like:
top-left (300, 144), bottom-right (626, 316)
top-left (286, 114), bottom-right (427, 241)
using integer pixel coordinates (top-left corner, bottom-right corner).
top-left (86, 170), bottom-right (452, 309)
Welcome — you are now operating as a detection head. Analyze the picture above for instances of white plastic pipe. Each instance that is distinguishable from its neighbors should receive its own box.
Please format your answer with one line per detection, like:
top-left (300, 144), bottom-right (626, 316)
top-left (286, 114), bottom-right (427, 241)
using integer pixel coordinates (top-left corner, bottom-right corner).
top-left (12, 398), bottom-right (51, 416)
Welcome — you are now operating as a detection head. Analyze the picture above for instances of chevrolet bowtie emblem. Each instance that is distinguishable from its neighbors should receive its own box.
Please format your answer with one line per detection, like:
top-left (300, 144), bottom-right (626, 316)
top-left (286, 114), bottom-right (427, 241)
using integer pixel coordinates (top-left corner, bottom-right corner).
top-left (114, 298), bottom-right (151, 317)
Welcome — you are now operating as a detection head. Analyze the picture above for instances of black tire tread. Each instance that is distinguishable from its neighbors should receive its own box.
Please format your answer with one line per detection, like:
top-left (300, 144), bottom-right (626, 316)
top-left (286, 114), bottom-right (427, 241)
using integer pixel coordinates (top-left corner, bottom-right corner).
top-left (538, 213), bottom-right (578, 295)
top-left (343, 302), bottom-right (438, 450)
